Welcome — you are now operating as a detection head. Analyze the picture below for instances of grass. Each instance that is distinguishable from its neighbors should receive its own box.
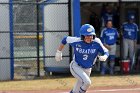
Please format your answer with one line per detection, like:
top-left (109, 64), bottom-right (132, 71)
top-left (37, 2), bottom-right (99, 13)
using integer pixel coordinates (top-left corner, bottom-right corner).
top-left (0, 74), bottom-right (140, 91)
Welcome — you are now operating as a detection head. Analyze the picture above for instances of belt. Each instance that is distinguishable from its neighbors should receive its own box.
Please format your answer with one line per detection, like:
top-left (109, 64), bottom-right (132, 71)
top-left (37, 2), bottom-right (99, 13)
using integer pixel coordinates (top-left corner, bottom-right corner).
top-left (77, 63), bottom-right (92, 69)
top-left (107, 43), bottom-right (115, 45)
top-left (124, 38), bottom-right (135, 40)
top-left (77, 63), bottom-right (85, 68)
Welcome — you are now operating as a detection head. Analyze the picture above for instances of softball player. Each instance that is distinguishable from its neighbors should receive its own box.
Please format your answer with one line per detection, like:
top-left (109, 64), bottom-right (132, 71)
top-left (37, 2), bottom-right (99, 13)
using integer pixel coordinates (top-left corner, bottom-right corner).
top-left (101, 5), bottom-right (116, 28)
top-left (122, 14), bottom-right (139, 69)
top-left (55, 24), bottom-right (109, 93)
top-left (100, 20), bottom-right (119, 75)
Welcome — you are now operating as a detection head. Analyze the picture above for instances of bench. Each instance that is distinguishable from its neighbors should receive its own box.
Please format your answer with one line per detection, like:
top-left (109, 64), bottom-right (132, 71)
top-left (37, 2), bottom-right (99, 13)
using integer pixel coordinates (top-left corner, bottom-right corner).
top-left (14, 64), bottom-right (32, 79)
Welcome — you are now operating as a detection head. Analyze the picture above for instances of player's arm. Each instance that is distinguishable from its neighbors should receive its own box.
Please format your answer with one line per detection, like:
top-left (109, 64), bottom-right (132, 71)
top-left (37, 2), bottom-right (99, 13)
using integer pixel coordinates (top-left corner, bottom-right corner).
top-left (120, 23), bottom-right (126, 36)
top-left (57, 44), bottom-right (65, 51)
top-left (55, 44), bottom-right (65, 62)
top-left (134, 24), bottom-right (139, 49)
top-left (116, 29), bottom-right (120, 38)
top-left (55, 36), bottom-right (80, 62)
top-left (135, 24), bottom-right (139, 41)
top-left (98, 47), bottom-right (109, 61)
top-left (95, 38), bottom-right (109, 61)
top-left (55, 36), bottom-right (67, 62)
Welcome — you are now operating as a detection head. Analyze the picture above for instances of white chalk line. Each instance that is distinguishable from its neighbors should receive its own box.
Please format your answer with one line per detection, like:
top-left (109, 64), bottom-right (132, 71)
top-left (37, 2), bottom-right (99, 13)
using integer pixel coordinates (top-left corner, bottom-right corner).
top-left (60, 88), bottom-right (140, 93)
top-left (93, 88), bottom-right (140, 92)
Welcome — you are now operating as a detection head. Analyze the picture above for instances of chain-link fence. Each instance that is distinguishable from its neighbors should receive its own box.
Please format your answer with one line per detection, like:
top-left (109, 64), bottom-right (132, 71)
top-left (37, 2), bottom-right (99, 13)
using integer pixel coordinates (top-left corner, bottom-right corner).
top-left (0, 0), bottom-right (71, 80)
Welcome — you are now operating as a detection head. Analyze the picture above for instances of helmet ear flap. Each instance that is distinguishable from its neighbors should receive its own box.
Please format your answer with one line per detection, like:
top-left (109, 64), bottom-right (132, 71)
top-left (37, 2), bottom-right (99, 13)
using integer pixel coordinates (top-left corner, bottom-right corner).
top-left (93, 35), bottom-right (96, 39)
top-left (81, 35), bottom-right (85, 40)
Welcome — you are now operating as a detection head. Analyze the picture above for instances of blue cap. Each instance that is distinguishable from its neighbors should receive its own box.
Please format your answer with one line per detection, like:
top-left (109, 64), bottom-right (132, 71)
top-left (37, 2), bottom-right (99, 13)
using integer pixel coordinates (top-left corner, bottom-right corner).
top-left (128, 14), bottom-right (135, 20)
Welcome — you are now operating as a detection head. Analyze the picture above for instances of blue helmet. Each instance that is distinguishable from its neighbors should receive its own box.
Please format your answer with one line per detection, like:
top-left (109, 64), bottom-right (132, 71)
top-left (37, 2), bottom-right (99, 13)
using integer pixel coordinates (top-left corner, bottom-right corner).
top-left (80, 24), bottom-right (96, 36)
top-left (128, 14), bottom-right (135, 20)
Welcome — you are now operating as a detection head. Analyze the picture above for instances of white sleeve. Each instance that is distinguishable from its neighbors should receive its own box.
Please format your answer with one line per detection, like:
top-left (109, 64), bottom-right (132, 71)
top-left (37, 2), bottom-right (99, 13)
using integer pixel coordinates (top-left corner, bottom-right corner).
top-left (94, 38), bottom-right (108, 52)
top-left (66, 36), bottom-right (81, 44)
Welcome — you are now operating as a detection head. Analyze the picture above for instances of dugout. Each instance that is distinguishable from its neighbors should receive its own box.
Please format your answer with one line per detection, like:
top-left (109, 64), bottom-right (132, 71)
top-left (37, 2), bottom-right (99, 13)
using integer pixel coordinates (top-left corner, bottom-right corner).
top-left (80, 0), bottom-right (140, 36)
top-left (80, 0), bottom-right (140, 71)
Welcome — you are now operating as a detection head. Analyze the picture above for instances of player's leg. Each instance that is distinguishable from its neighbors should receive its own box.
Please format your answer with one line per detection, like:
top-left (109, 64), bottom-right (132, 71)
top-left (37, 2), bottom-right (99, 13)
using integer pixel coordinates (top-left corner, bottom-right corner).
top-left (128, 40), bottom-right (135, 70)
top-left (69, 62), bottom-right (84, 93)
top-left (72, 67), bottom-right (92, 93)
top-left (100, 61), bottom-right (107, 75)
top-left (109, 44), bottom-right (116, 75)
top-left (109, 55), bottom-right (115, 74)
top-left (80, 68), bottom-right (92, 93)
top-left (70, 90), bottom-right (73, 93)
top-left (70, 61), bottom-right (92, 93)
top-left (79, 68), bottom-right (92, 93)
top-left (101, 48), bottom-right (110, 75)
top-left (70, 80), bottom-right (82, 93)
top-left (123, 39), bottom-right (129, 59)
top-left (70, 61), bottom-right (91, 93)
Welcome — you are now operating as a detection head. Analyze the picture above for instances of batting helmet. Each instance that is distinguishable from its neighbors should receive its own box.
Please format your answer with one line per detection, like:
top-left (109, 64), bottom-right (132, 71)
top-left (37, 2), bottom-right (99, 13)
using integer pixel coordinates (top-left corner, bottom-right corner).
top-left (80, 24), bottom-right (96, 36)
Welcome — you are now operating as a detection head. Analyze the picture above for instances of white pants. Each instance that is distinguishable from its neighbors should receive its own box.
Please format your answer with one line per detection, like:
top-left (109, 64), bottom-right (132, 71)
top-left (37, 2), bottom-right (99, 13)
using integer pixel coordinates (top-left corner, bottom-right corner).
top-left (123, 38), bottom-right (135, 60)
top-left (109, 44), bottom-right (116, 55)
top-left (70, 61), bottom-right (92, 93)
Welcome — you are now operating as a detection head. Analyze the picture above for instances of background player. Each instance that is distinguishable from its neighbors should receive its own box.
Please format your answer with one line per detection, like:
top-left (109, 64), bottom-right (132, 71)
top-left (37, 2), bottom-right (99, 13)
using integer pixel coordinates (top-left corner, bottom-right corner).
top-left (100, 20), bottom-right (119, 75)
top-left (55, 24), bottom-right (109, 93)
top-left (101, 4), bottom-right (118, 28)
top-left (121, 14), bottom-right (139, 70)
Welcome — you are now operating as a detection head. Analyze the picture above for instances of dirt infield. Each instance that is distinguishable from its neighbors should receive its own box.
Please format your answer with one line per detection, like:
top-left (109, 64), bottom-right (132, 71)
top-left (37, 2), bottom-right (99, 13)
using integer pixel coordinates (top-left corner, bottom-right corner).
top-left (0, 85), bottom-right (140, 93)
top-left (0, 75), bottom-right (140, 93)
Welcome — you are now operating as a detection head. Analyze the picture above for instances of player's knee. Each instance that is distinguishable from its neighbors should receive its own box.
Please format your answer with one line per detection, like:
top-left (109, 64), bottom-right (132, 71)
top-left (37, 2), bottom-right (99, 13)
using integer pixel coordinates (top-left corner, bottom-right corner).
top-left (84, 79), bottom-right (91, 87)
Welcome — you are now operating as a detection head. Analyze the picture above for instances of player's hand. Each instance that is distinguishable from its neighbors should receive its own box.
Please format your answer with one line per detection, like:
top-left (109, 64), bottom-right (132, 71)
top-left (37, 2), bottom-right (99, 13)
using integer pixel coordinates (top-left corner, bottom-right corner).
top-left (55, 50), bottom-right (62, 62)
top-left (98, 55), bottom-right (108, 61)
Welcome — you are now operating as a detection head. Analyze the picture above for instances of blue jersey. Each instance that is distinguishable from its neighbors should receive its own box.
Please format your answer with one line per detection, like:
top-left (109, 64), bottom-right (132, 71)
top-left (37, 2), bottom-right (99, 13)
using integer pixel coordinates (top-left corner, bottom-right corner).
top-left (100, 27), bottom-right (119, 45)
top-left (61, 36), bottom-right (109, 68)
top-left (122, 22), bottom-right (139, 40)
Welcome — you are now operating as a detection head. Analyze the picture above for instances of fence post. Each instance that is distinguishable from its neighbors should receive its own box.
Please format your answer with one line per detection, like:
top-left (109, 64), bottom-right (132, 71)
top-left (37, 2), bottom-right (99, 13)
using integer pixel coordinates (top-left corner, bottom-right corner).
top-left (36, 0), bottom-right (40, 77)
